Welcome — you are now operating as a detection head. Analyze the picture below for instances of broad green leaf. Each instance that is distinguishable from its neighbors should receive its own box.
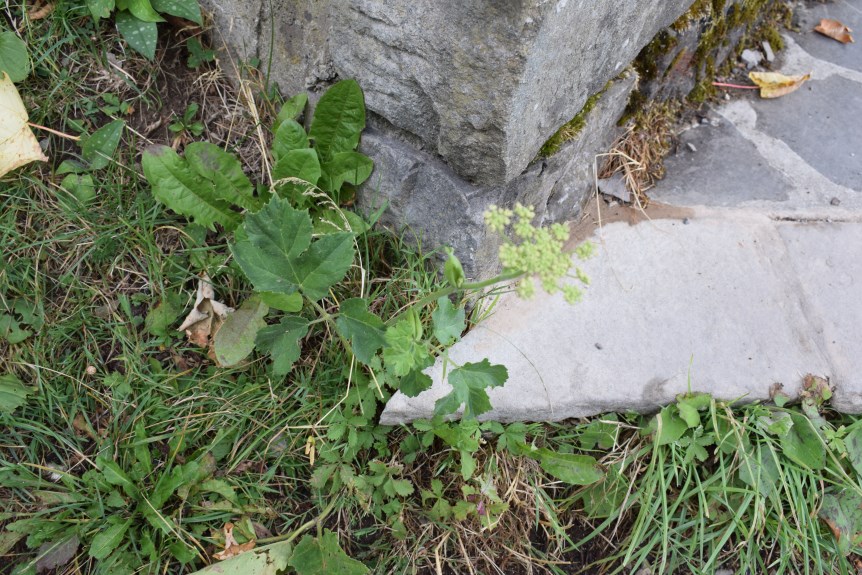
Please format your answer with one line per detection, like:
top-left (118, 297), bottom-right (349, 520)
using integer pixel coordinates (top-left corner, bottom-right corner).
top-left (255, 315), bottom-right (309, 376)
top-left (579, 462), bottom-right (627, 518)
top-left (134, 422), bottom-right (153, 477)
top-left (142, 145), bottom-right (242, 231)
top-left (676, 392), bottom-right (711, 428)
top-left (276, 93), bottom-right (309, 125)
top-left (213, 296), bottom-right (269, 367)
top-left (400, 368), bottom-right (432, 398)
top-left (142, 462), bottom-right (199, 533)
top-left (288, 530), bottom-right (369, 575)
top-left (95, 456), bottom-right (138, 497)
top-left (434, 360), bottom-right (508, 420)
top-left (819, 489), bottom-right (862, 555)
top-left (579, 415), bottom-right (619, 450)
top-left (186, 37), bottom-right (215, 68)
top-left (0, 374), bottom-right (30, 414)
top-left (89, 519), bottom-right (131, 559)
top-left (188, 541), bottom-right (293, 575)
top-left (59, 174), bottom-right (96, 205)
top-left (119, 0), bottom-right (164, 22)
top-left (115, 11), bottom-right (158, 60)
top-left (185, 142), bottom-right (259, 211)
top-left (169, 541), bottom-right (198, 564)
top-left (383, 315), bottom-right (430, 377)
top-left (82, 120), bottom-right (124, 170)
top-left (309, 79), bottom-right (366, 161)
top-left (229, 196), bottom-right (355, 301)
top-left (87, 0), bottom-right (115, 20)
top-left (648, 406), bottom-right (688, 446)
top-left (320, 152), bottom-right (373, 193)
top-left (737, 445), bottom-right (780, 498)
top-left (431, 297), bottom-right (465, 346)
top-left (272, 148), bottom-right (321, 185)
top-left (780, 412), bottom-right (826, 470)
top-left (272, 119), bottom-right (309, 162)
top-left (534, 448), bottom-right (603, 485)
top-left (335, 298), bottom-right (386, 364)
top-left (259, 291), bottom-right (303, 313)
top-left (151, 0), bottom-right (202, 24)
top-left (144, 291), bottom-right (183, 337)
top-left (0, 31), bottom-right (30, 83)
top-left (846, 426), bottom-right (862, 478)
top-left (0, 314), bottom-right (31, 344)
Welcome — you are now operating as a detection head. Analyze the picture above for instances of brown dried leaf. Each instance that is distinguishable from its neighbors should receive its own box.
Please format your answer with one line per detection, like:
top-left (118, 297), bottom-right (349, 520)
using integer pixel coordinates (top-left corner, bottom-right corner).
top-left (0, 73), bottom-right (48, 177)
top-left (213, 523), bottom-right (256, 561)
top-left (815, 18), bottom-right (854, 44)
top-left (178, 273), bottom-right (233, 348)
top-left (27, 2), bottom-right (56, 21)
top-left (749, 71), bottom-right (812, 99)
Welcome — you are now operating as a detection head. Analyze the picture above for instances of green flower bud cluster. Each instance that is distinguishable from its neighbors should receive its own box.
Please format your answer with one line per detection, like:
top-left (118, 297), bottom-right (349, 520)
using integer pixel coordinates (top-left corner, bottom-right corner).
top-left (484, 203), bottom-right (593, 304)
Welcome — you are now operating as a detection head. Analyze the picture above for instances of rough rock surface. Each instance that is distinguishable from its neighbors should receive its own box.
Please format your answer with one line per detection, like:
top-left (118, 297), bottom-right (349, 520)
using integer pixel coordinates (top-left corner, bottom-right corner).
top-left (199, 0), bottom-right (331, 97)
top-left (330, 0), bottom-right (694, 185)
top-left (359, 74), bottom-right (637, 279)
top-left (381, 10), bottom-right (862, 422)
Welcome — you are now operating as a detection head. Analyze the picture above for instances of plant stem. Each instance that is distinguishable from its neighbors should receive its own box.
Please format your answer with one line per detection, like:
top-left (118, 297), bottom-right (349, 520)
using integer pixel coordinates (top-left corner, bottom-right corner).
top-left (256, 497), bottom-right (339, 545)
top-left (711, 82), bottom-right (759, 90)
top-left (395, 270), bottom-right (523, 324)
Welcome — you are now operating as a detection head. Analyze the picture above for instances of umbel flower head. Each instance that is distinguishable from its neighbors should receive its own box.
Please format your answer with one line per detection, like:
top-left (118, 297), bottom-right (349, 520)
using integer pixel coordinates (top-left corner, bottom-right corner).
top-left (484, 203), bottom-right (593, 304)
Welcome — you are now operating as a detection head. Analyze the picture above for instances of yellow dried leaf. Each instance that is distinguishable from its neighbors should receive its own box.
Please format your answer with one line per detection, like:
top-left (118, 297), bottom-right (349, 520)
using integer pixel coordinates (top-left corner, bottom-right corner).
top-left (814, 18), bottom-right (854, 44)
top-left (0, 72), bottom-right (48, 177)
top-left (748, 71), bottom-right (812, 99)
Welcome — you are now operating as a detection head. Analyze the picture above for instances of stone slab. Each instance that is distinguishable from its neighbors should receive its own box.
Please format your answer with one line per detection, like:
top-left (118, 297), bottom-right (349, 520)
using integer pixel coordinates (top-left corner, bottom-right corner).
top-left (381, 213), bottom-right (839, 423)
top-left (792, 0), bottom-right (862, 74)
top-left (653, 117), bottom-right (793, 207)
top-left (752, 75), bottom-right (862, 192)
top-left (776, 222), bottom-right (862, 411)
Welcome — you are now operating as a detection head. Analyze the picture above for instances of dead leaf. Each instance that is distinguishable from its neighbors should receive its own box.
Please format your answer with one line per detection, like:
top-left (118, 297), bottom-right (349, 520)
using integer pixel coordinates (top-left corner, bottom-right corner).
top-left (0, 72), bottom-right (48, 177)
top-left (27, 2), bottom-right (56, 21)
top-left (178, 273), bottom-right (234, 347)
top-left (35, 535), bottom-right (79, 573)
top-left (213, 522), bottom-right (256, 560)
top-left (748, 71), bottom-right (812, 99)
top-left (815, 18), bottom-right (854, 44)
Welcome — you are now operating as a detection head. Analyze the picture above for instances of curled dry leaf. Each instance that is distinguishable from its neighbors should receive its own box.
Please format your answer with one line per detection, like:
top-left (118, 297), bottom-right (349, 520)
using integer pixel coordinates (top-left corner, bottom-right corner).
top-left (178, 273), bottom-right (234, 347)
top-left (748, 71), bottom-right (812, 99)
top-left (27, 1), bottom-right (56, 21)
top-left (213, 522), bottom-right (256, 561)
top-left (0, 72), bottom-right (48, 177)
top-left (815, 18), bottom-right (854, 44)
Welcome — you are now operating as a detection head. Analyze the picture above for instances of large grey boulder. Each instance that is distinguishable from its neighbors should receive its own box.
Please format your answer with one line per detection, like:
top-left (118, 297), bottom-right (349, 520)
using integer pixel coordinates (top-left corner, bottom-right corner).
top-left (359, 74), bottom-right (637, 278)
top-left (330, 0), bottom-right (695, 185)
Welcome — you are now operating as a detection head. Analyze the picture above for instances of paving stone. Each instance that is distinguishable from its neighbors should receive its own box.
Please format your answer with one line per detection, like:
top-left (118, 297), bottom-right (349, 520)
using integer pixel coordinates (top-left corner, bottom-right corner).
top-left (752, 75), bottom-right (862, 192)
top-left (381, 214), bottom-right (836, 423)
top-left (792, 0), bottom-right (862, 73)
top-left (775, 222), bottom-right (862, 412)
top-left (652, 121), bottom-right (792, 207)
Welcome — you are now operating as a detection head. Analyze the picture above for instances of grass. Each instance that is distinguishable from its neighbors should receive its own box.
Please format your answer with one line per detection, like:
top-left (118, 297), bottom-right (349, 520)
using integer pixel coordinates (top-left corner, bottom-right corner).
top-left (3, 2), bottom-right (862, 574)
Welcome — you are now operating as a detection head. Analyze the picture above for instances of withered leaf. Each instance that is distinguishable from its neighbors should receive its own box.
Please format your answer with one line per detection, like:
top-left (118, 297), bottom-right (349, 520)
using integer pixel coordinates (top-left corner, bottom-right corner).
top-left (178, 273), bottom-right (234, 347)
top-left (814, 18), bottom-right (854, 44)
top-left (0, 72), bottom-right (48, 178)
top-left (213, 522), bottom-right (256, 561)
top-left (749, 71), bottom-right (811, 99)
